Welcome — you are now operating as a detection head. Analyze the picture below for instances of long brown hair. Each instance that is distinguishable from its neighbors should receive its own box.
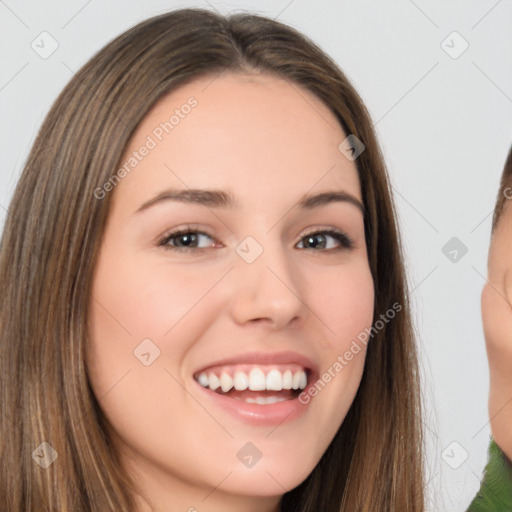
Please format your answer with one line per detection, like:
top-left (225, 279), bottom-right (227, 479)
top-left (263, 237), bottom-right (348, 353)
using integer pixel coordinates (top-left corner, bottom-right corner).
top-left (0, 8), bottom-right (425, 511)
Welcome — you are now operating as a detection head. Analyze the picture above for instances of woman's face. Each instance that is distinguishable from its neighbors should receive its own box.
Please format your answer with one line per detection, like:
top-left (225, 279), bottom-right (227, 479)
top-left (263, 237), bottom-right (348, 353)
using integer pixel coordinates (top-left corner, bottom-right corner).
top-left (87, 72), bottom-right (375, 510)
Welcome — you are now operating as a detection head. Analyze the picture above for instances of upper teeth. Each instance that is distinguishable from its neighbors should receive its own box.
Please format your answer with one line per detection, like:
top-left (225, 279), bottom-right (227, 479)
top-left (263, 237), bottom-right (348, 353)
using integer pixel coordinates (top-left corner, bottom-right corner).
top-left (196, 368), bottom-right (308, 392)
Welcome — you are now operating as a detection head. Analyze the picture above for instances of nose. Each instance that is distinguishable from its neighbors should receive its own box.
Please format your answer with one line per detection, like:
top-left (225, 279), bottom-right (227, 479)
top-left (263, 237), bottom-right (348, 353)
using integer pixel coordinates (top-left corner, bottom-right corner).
top-left (228, 236), bottom-right (308, 330)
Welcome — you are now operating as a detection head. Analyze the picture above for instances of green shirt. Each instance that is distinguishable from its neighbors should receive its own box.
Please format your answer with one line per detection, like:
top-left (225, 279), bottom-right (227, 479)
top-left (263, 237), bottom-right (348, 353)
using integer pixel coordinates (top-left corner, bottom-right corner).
top-left (466, 437), bottom-right (512, 511)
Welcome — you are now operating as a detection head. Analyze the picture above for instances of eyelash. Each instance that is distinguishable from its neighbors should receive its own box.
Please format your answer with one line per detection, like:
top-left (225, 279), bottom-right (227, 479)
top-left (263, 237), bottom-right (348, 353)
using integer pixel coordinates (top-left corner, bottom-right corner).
top-left (157, 225), bottom-right (355, 253)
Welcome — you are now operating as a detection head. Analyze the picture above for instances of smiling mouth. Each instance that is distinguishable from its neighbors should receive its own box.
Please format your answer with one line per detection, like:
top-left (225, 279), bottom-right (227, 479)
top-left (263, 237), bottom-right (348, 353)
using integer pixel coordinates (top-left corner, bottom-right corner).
top-left (193, 365), bottom-right (309, 404)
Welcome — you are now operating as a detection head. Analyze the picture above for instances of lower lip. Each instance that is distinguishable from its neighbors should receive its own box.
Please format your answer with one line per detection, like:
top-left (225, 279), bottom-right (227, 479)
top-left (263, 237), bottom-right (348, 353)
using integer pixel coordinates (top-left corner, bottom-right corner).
top-left (194, 381), bottom-right (313, 426)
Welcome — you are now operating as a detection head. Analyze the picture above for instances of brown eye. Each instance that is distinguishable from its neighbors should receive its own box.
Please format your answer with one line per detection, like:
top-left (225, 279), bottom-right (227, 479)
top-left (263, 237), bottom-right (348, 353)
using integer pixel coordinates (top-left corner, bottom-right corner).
top-left (297, 230), bottom-right (354, 251)
top-left (158, 229), bottom-right (217, 251)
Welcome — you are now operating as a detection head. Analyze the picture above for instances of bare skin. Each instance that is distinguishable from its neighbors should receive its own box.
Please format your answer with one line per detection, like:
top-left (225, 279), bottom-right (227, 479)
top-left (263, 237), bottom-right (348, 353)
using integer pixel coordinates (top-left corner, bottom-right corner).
top-left (86, 73), bottom-right (375, 512)
top-left (482, 198), bottom-right (512, 463)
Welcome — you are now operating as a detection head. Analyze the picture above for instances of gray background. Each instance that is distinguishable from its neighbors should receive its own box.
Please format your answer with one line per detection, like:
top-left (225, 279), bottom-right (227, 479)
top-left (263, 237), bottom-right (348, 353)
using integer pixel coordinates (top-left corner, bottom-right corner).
top-left (1, 1), bottom-right (511, 510)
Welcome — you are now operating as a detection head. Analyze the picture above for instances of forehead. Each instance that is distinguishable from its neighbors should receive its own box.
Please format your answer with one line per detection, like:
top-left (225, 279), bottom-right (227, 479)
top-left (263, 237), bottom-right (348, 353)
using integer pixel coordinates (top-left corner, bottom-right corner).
top-left (115, 72), bottom-right (362, 210)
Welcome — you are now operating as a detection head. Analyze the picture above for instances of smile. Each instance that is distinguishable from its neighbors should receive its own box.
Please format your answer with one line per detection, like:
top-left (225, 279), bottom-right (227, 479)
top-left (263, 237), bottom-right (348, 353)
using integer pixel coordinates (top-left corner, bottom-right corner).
top-left (192, 357), bottom-right (317, 425)
top-left (195, 364), bottom-right (307, 391)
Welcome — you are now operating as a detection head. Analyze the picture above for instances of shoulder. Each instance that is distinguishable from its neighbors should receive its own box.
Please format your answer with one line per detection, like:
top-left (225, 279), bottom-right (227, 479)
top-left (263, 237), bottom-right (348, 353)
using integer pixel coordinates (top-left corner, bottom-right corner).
top-left (466, 436), bottom-right (512, 511)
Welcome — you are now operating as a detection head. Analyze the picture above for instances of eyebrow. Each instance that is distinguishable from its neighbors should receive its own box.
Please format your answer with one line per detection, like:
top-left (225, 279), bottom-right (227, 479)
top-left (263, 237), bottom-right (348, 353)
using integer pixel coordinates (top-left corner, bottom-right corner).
top-left (135, 188), bottom-right (364, 215)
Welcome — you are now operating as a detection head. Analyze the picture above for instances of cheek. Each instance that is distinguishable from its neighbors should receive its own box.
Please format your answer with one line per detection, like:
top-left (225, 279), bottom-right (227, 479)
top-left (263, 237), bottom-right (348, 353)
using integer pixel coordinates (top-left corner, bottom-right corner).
top-left (86, 249), bottom-right (228, 395)
top-left (302, 262), bottom-right (374, 427)
top-left (308, 262), bottom-right (375, 350)
top-left (482, 282), bottom-right (512, 360)
top-left (86, 253), bottom-right (212, 469)
top-left (90, 256), bottom-right (210, 337)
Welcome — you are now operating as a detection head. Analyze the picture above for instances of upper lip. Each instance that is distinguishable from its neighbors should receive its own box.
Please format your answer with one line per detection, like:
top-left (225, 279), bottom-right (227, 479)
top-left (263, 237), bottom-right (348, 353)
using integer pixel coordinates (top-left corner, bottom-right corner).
top-left (193, 350), bottom-right (319, 377)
